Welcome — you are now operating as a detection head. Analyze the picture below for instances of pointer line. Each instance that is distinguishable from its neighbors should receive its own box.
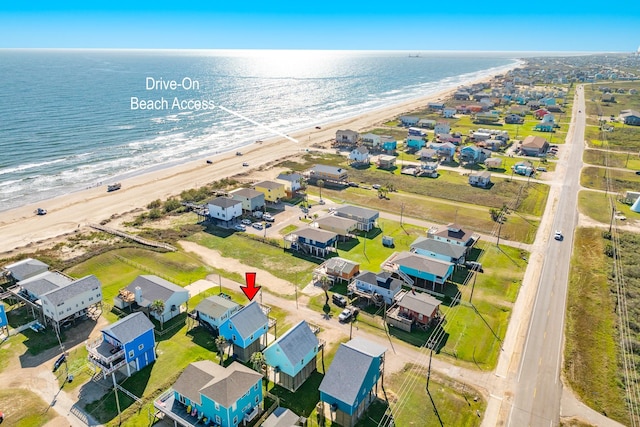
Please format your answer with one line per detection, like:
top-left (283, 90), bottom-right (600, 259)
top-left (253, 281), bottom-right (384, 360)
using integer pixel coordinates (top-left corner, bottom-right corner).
top-left (216, 105), bottom-right (299, 143)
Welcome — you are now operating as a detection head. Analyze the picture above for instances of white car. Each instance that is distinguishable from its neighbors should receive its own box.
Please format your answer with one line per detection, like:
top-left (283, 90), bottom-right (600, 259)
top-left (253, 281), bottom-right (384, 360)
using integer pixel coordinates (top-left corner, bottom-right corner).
top-left (233, 224), bottom-right (246, 231)
top-left (252, 222), bottom-right (264, 230)
top-left (338, 308), bottom-right (353, 323)
top-left (554, 231), bottom-right (563, 241)
top-left (241, 219), bottom-right (252, 225)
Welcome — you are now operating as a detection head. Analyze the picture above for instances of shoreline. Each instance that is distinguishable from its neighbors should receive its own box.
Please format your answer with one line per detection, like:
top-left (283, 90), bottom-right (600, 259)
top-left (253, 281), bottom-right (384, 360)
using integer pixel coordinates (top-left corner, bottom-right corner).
top-left (0, 65), bottom-right (516, 255)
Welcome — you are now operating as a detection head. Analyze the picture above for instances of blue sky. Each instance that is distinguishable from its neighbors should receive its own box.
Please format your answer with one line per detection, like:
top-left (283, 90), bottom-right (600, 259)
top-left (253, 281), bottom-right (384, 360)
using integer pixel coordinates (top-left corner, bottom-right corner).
top-left (1, 1), bottom-right (639, 51)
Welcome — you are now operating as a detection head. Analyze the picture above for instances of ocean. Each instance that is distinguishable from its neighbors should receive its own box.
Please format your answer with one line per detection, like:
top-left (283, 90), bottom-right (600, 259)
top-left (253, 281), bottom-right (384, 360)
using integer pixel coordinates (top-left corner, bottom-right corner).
top-left (0, 49), bottom-right (522, 212)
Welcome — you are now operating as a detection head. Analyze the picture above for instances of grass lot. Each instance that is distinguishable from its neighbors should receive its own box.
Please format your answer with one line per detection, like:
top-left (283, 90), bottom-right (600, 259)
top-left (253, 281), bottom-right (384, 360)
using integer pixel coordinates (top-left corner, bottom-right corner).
top-left (0, 389), bottom-right (56, 427)
top-left (321, 187), bottom-right (540, 244)
top-left (584, 82), bottom-right (640, 120)
top-left (583, 148), bottom-right (640, 171)
top-left (580, 166), bottom-right (640, 193)
top-left (188, 229), bottom-right (318, 287)
top-left (564, 228), bottom-right (629, 425)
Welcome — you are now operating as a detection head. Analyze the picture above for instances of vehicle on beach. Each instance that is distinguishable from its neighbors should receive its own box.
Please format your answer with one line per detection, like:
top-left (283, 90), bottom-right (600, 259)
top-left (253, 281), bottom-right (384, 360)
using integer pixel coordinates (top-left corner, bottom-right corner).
top-left (36, 208), bottom-right (47, 215)
top-left (242, 162), bottom-right (249, 167)
top-left (315, 126), bottom-right (321, 129)
top-left (236, 151), bottom-right (243, 156)
top-left (107, 183), bottom-right (121, 192)
top-left (206, 159), bottom-right (213, 164)
top-left (554, 231), bottom-right (564, 241)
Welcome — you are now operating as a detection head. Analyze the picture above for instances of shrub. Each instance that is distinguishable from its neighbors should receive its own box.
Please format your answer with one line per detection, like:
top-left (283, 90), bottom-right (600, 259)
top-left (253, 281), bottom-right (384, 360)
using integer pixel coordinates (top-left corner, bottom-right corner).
top-left (147, 199), bottom-right (162, 209)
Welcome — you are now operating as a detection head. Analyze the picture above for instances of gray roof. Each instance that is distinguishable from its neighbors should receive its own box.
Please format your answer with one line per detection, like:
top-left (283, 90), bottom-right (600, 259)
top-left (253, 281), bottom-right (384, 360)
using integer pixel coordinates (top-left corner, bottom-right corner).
top-left (390, 252), bottom-right (453, 278)
top-left (255, 180), bottom-right (284, 190)
top-left (195, 295), bottom-right (239, 318)
top-left (271, 321), bottom-right (318, 367)
top-left (262, 407), bottom-right (303, 427)
top-left (319, 338), bottom-right (385, 405)
top-left (397, 292), bottom-right (441, 317)
top-left (3, 258), bottom-right (49, 281)
top-left (102, 312), bottom-right (154, 345)
top-left (173, 360), bottom-right (262, 408)
top-left (411, 237), bottom-right (467, 259)
top-left (41, 275), bottom-right (101, 306)
top-left (314, 215), bottom-right (358, 233)
top-left (311, 164), bottom-right (346, 176)
top-left (432, 224), bottom-right (475, 244)
top-left (230, 187), bottom-right (263, 199)
top-left (355, 271), bottom-right (402, 291)
top-left (293, 227), bottom-right (338, 244)
top-left (323, 257), bottom-right (359, 275)
top-left (208, 197), bottom-right (242, 209)
top-left (335, 205), bottom-right (379, 221)
top-left (229, 301), bottom-right (268, 340)
top-left (276, 173), bottom-right (302, 183)
top-left (20, 271), bottom-right (72, 298)
top-left (125, 275), bottom-right (187, 305)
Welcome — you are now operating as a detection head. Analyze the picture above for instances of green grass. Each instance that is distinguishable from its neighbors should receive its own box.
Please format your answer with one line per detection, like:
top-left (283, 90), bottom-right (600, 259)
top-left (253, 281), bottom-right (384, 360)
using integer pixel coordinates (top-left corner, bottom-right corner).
top-left (188, 229), bottom-right (318, 286)
top-left (583, 148), bottom-right (640, 171)
top-left (564, 228), bottom-right (629, 425)
top-left (580, 166), bottom-right (640, 192)
top-left (321, 187), bottom-right (540, 244)
top-left (353, 365), bottom-right (486, 427)
top-left (279, 224), bottom-right (299, 235)
top-left (0, 388), bottom-right (56, 427)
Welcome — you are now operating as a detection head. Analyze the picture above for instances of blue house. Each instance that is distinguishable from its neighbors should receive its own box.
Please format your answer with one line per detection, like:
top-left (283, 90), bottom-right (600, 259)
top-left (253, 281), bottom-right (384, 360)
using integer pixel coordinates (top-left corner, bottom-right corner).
top-left (410, 236), bottom-right (467, 265)
top-left (381, 139), bottom-right (397, 152)
top-left (319, 337), bottom-right (386, 427)
top-left (459, 146), bottom-right (490, 164)
top-left (86, 312), bottom-right (156, 379)
top-left (263, 320), bottom-right (319, 391)
top-left (155, 360), bottom-right (263, 427)
top-left (405, 136), bottom-right (426, 151)
top-left (195, 295), bottom-right (240, 332)
top-left (0, 302), bottom-right (7, 330)
top-left (384, 251), bottom-right (454, 289)
top-left (287, 227), bottom-right (338, 257)
top-left (219, 301), bottom-right (269, 362)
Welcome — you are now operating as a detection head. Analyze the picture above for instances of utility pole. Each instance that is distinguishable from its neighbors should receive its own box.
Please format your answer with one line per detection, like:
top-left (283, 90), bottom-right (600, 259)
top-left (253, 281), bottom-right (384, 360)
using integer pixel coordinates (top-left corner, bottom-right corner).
top-left (609, 205), bottom-right (616, 234)
top-left (400, 203), bottom-right (405, 226)
top-left (469, 268), bottom-right (478, 303)
top-left (112, 373), bottom-right (122, 425)
top-left (426, 350), bottom-right (433, 390)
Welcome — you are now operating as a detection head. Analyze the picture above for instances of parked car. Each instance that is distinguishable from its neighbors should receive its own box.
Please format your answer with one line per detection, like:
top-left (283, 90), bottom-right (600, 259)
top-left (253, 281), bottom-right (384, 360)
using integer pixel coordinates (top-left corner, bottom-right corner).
top-left (53, 354), bottom-right (66, 372)
top-left (242, 162), bottom-right (249, 167)
top-left (265, 222), bottom-right (272, 228)
top-left (338, 308), bottom-right (353, 323)
top-left (372, 184), bottom-right (381, 190)
top-left (465, 261), bottom-right (484, 273)
top-left (332, 294), bottom-right (347, 307)
top-left (36, 207), bottom-right (47, 215)
top-left (554, 230), bottom-right (564, 241)
top-left (536, 167), bottom-right (547, 172)
top-left (234, 224), bottom-right (246, 231)
top-left (241, 219), bottom-right (252, 225)
top-left (263, 213), bottom-right (274, 222)
top-left (636, 171), bottom-right (640, 176)
top-left (348, 182), bottom-right (359, 187)
top-left (252, 222), bottom-right (264, 230)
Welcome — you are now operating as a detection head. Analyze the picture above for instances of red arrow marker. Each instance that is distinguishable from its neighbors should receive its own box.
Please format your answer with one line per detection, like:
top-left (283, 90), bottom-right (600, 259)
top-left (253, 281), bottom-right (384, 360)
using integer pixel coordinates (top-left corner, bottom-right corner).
top-left (241, 272), bottom-right (261, 301)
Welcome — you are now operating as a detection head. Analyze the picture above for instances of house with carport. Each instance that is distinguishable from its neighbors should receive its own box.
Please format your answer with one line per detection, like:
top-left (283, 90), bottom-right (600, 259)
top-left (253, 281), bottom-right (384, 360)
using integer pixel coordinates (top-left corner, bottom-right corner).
top-left (334, 205), bottom-right (379, 232)
top-left (349, 271), bottom-right (403, 305)
top-left (314, 215), bottom-right (358, 240)
top-left (263, 320), bottom-right (319, 392)
top-left (348, 146), bottom-right (370, 165)
top-left (308, 164), bottom-right (348, 184)
top-left (219, 301), bottom-right (269, 363)
top-left (286, 227), bottom-right (338, 257)
top-left (386, 290), bottom-right (441, 332)
top-left (154, 360), bottom-right (263, 427)
top-left (86, 312), bottom-right (156, 379)
top-left (276, 172), bottom-right (303, 198)
top-left (207, 197), bottom-right (243, 224)
top-left (194, 295), bottom-right (240, 333)
top-left (361, 133), bottom-right (381, 150)
top-left (230, 188), bottom-right (265, 213)
top-left (377, 154), bottom-right (397, 169)
top-left (254, 181), bottom-right (286, 203)
top-left (319, 338), bottom-right (386, 427)
top-left (427, 223), bottom-right (479, 249)
top-left (114, 275), bottom-right (189, 324)
top-left (410, 236), bottom-right (468, 265)
top-left (313, 257), bottom-right (360, 285)
top-left (336, 129), bottom-right (359, 145)
top-left (520, 135), bottom-right (549, 157)
top-left (383, 251), bottom-right (454, 290)
top-left (468, 170), bottom-right (492, 188)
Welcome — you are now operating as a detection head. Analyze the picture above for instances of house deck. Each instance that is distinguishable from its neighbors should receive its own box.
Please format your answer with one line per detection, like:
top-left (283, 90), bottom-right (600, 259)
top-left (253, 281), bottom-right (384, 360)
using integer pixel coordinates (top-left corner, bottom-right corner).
top-left (154, 391), bottom-right (201, 427)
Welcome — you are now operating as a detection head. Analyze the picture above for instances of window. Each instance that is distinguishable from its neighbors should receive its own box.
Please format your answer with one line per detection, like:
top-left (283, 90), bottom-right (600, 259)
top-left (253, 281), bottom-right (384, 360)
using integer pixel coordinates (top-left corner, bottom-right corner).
top-left (67, 307), bottom-right (71, 312)
top-left (215, 416), bottom-right (221, 424)
top-left (250, 334), bottom-right (254, 340)
top-left (232, 403), bottom-right (237, 411)
top-left (138, 343), bottom-right (144, 351)
top-left (178, 394), bottom-right (186, 404)
top-left (232, 335), bottom-right (236, 342)
top-left (128, 350), bottom-right (134, 358)
top-left (254, 383), bottom-right (258, 391)
top-left (215, 403), bottom-right (219, 410)
top-left (89, 297), bottom-right (93, 301)
top-left (233, 416), bottom-right (238, 425)
top-left (58, 311), bottom-right (63, 315)
top-left (255, 396), bottom-right (259, 404)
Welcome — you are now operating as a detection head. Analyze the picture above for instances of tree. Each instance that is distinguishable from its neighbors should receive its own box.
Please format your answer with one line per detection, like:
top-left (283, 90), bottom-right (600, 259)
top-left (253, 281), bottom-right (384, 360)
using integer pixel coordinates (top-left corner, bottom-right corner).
top-left (319, 275), bottom-right (331, 307)
top-left (149, 299), bottom-right (165, 329)
top-left (215, 335), bottom-right (228, 365)
top-left (317, 179), bottom-right (324, 201)
top-left (250, 351), bottom-right (266, 375)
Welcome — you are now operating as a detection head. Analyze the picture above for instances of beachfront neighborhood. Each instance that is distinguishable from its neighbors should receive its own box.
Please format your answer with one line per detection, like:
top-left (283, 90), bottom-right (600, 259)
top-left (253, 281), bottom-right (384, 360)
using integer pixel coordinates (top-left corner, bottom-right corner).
top-left (2, 52), bottom-right (640, 427)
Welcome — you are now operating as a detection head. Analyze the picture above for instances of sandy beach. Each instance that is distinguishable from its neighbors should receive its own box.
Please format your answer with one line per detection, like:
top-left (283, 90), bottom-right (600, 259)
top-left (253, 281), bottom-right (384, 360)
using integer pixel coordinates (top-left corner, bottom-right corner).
top-left (0, 75), bottom-right (500, 255)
